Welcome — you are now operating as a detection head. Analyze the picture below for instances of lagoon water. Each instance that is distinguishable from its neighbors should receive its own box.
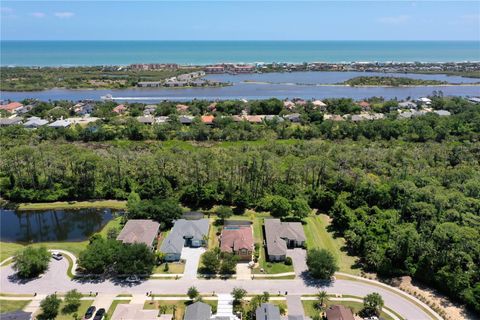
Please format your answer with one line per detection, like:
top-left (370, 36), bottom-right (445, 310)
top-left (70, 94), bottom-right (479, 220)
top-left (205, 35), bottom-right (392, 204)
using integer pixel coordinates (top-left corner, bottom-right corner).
top-left (0, 209), bottom-right (117, 243)
top-left (1, 71), bottom-right (479, 102)
top-left (2, 41), bottom-right (480, 66)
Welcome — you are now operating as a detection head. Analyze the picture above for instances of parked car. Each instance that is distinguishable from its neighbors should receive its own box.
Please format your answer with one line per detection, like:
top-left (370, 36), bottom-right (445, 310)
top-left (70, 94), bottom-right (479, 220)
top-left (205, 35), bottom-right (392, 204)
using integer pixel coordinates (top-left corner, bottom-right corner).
top-left (52, 252), bottom-right (63, 260)
top-left (93, 308), bottom-right (105, 320)
top-left (125, 275), bottom-right (140, 283)
top-left (84, 306), bottom-right (96, 319)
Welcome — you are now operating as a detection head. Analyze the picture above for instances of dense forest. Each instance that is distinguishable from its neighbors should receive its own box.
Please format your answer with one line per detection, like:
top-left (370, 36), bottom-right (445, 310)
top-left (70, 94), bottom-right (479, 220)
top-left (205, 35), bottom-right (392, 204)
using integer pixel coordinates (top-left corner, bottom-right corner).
top-left (1, 98), bottom-right (479, 312)
top-left (343, 76), bottom-right (449, 86)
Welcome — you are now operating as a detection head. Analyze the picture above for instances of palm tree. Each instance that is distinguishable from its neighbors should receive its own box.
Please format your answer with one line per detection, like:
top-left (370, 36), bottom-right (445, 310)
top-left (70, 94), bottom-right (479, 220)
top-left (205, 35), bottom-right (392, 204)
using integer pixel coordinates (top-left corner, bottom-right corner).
top-left (172, 304), bottom-right (177, 319)
top-left (314, 290), bottom-right (329, 312)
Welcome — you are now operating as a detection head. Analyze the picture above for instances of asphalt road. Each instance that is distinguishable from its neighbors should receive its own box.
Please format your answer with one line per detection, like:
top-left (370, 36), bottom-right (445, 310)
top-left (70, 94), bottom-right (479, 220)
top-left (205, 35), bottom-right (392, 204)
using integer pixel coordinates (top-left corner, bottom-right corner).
top-left (0, 259), bottom-right (436, 319)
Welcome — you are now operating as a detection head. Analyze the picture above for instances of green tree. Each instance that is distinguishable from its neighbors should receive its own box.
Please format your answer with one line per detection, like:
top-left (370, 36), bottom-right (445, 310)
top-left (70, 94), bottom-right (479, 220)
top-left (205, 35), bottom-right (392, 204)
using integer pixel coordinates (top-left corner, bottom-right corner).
top-left (201, 250), bottom-right (221, 274)
top-left (187, 286), bottom-right (199, 300)
top-left (314, 290), bottom-right (329, 312)
top-left (231, 287), bottom-right (247, 304)
top-left (13, 246), bottom-right (50, 278)
top-left (291, 197), bottom-right (311, 220)
top-left (260, 195), bottom-right (291, 218)
top-left (306, 249), bottom-right (338, 279)
top-left (38, 294), bottom-right (61, 320)
top-left (361, 292), bottom-right (384, 317)
top-left (113, 243), bottom-right (156, 275)
top-left (63, 289), bottom-right (82, 313)
top-left (216, 205), bottom-right (233, 222)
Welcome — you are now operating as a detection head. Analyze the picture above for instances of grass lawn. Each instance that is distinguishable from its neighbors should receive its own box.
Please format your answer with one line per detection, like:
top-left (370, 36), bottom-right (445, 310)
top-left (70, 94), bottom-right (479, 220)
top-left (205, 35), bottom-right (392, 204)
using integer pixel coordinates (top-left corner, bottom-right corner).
top-left (302, 300), bottom-right (395, 320)
top-left (16, 200), bottom-right (127, 211)
top-left (143, 300), bottom-right (217, 320)
top-left (106, 300), bottom-right (130, 319)
top-left (0, 216), bottom-right (123, 262)
top-left (0, 299), bottom-right (30, 314)
top-left (56, 300), bottom-right (93, 320)
top-left (304, 214), bottom-right (360, 275)
top-left (154, 262), bottom-right (185, 274)
top-left (207, 220), bottom-right (220, 249)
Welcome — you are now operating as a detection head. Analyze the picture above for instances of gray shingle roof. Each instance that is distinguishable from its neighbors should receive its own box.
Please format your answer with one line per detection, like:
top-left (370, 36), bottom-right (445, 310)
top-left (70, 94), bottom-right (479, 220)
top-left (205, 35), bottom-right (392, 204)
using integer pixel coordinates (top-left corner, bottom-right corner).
top-left (160, 219), bottom-right (209, 255)
top-left (255, 303), bottom-right (281, 320)
top-left (116, 219), bottom-right (160, 247)
top-left (264, 219), bottom-right (306, 256)
top-left (184, 301), bottom-right (211, 320)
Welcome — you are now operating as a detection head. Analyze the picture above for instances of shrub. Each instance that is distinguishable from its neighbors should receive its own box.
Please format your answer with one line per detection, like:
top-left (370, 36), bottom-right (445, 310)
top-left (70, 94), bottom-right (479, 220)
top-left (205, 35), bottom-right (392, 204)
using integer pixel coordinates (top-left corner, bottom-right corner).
top-left (13, 246), bottom-right (50, 278)
top-left (284, 257), bottom-right (293, 265)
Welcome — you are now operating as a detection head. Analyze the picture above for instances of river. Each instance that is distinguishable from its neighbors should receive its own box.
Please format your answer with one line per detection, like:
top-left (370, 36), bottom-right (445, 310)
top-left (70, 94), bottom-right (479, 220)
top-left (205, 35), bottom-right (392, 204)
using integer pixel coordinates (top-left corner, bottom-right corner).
top-left (0, 71), bottom-right (478, 102)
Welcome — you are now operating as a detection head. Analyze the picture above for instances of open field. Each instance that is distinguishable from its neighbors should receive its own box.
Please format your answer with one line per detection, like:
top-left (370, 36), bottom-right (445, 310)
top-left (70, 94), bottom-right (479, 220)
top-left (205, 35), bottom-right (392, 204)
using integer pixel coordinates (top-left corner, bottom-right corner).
top-left (304, 214), bottom-right (360, 275)
top-left (0, 299), bottom-right (31, 314)
top-left (0, 217), bottom-right (123, 261)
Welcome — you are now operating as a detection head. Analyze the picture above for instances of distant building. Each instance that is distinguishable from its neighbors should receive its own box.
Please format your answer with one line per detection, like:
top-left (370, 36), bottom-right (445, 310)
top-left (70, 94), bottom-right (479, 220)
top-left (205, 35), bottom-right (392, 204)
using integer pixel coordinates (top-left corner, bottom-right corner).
top-left (434, 110), bottom-right (451, 116)
top-left (23, 117), bottom-right (48, 128)
top-left (116, 219), bottom-right (160, 249)
top-left (113, 104), bottom-right (127, 114)
top-left (0, 117), bottom-right (22, 127)
top-left (179, 115), bottom-right (195, 125)
top-left (201, 115), bottom-right (215, 125)
top-left (255, 303), bottom-right (281, 320)
top-left (398, 101), bottom-right (417, 109)
top-left (176, 104), bottom-right (189, 113)
top-left (467, 97), bottom-right (480, 104)
top-left (284, 113), bottom-right (302, 123)
top-left (48, 119), bottom-right (71, 128)
top-left (0, 102), bottom-right (23, 114)
top-left (137, 116), bottom-right (155, 125)
top-left (417, 97), bottom-right (432, 105)
top-left (205, 65), bottom-right (226, 73)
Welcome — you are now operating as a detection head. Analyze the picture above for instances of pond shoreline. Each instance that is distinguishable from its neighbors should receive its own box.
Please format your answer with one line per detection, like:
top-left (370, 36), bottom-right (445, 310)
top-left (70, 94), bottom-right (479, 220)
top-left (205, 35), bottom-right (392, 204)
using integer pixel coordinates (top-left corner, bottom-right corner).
top-left (4, 200), bottom-right (127, 211)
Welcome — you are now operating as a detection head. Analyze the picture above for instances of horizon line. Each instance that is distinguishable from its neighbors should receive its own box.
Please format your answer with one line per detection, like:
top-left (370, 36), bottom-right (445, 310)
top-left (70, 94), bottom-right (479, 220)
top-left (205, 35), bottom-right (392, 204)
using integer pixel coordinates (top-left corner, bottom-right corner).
top-left (2, 39), bottom-right (480, 42)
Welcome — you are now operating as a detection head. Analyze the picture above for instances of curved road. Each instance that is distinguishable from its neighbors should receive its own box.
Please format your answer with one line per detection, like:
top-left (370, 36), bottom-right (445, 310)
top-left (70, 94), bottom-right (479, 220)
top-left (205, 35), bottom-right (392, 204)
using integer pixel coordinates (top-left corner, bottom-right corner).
top-left (0, 258), bottom-right (439, 319)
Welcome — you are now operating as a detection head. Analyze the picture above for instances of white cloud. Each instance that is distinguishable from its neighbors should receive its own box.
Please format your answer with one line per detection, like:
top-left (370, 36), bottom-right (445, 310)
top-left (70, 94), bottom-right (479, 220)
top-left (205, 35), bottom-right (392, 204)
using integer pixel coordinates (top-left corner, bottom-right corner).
top-left (378, 15), bottom-right (411, 25)
top-left (54, 11), bottom-right (75, 18)
top-left (30, 12), bottom-right (46, 18)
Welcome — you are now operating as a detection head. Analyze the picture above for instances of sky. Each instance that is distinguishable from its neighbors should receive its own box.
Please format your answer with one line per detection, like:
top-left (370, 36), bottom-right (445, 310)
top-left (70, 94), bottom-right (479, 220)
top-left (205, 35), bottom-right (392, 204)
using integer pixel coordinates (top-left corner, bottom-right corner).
top-left (1, 1), bottom-right (479, 40)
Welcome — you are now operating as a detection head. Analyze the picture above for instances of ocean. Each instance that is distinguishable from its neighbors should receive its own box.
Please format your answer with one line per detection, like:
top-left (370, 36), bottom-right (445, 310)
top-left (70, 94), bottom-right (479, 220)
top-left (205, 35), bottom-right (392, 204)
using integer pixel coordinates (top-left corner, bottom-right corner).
top-left (1, 41), bottom-right (480, 66)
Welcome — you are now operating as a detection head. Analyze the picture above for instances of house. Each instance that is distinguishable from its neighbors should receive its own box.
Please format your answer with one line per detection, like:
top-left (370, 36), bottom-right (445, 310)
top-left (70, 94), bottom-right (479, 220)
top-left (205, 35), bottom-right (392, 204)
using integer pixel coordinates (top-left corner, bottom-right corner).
top-left (176, 104), bottom-right (189, 113)
top-left (283, 100), bottom-right (296, 110)
top-left (23, 117), bottom-right (48, 128)
top-left (201, 115), bottom-right (215, 125)
top-left (138, 116), bottom-right (155, 125)
top-left (220, 225), bottom-right (254, 261)
top-left (434, 110), bottom-right (451, 116)
top-left (74, 103), bottom-right (94, 116)
top-left (48, 119), bottom-right (71, 128)
top-left (138, 81), bottom-right (162, 87)
top-left (246, 115), bottom-right (264, 124)
top-left (325, 305), bottom-right (355, 320)
top-left (184, 301), bottom-right (212, 320)
top-left (264, 115), bottom-right (284, 122)
top-left (398, 101), bottom-right (417, 109)
top-left (0, 102), bottom-right (23, 114)
top-left (255, 303), bottom-right (281, 320)
top-left (16, 104), bottom-right (34, 115)
top-left (113, 104), bottom-right (127, 114)
top-left (66, 117), bottom-right (99, 126)
top-left (143, 105), bottom-right (157, 115)
top-left (116, 219), bottom-right (160, 249)
top-left (417, 97), bottom-right (432, 105)
top-left (111, 304), bottom-right (159, 320)
top-left (312, 100), bottom-right (327, 109)
top-left (264, 219), bottom-right (306, 261)
top-left (233, 65), bottom-right (255, 73)
top-left (179, 115), bottom-right (195, 125)
top-left (467, 97), bottom-right (480, 104)
top-left (284, 113), bottom-right (302, 123)
top-left (358, 101), bottom-right (371, 110)
top-left (205, 65), bottom-right (225, 73)
top-left (0, 117), bottom-right (22, 127)
top-left (160, 219), bottom-right (209, 261)
top-left (155, 116), bottom-right (170, 124)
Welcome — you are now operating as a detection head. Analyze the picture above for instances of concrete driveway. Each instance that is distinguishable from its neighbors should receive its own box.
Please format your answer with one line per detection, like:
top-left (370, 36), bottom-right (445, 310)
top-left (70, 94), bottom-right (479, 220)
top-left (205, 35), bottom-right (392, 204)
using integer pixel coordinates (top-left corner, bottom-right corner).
top-left (180, 247), bottom-right (205, 279)
top-left (286, 295), bottom-right (305, 318)
top-left (287, 248), bottom-right (307, 276)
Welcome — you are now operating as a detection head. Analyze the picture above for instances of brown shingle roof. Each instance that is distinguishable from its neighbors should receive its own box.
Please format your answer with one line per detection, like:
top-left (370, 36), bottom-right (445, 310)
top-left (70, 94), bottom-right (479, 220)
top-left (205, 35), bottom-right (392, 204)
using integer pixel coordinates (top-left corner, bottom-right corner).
top-left (116, 219), bottom-right (160, 247)
top-left (326, 305), bottom-right (355, 320)
top-left (220, 226), bottom-right (253, 253)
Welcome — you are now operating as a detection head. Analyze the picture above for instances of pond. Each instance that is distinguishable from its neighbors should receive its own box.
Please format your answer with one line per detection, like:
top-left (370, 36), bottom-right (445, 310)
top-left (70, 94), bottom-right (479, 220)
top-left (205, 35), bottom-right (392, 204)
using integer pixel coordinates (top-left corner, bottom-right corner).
top-left (0, 208), bottom-right (120, 243)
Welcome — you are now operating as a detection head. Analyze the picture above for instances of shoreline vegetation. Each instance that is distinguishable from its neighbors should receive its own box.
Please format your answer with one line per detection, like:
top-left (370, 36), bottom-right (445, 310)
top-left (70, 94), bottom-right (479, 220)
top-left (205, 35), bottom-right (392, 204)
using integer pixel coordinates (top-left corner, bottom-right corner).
top-left (12, 200), bottom-right (127, 211)
top-left (1, 62), bottom-right (479, 91)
